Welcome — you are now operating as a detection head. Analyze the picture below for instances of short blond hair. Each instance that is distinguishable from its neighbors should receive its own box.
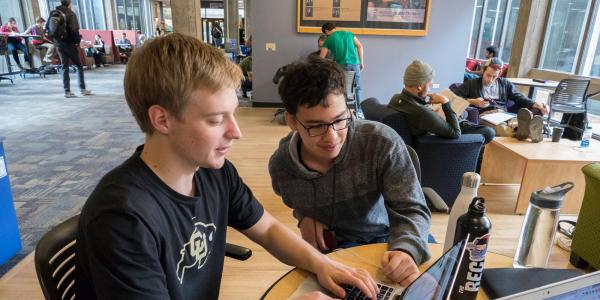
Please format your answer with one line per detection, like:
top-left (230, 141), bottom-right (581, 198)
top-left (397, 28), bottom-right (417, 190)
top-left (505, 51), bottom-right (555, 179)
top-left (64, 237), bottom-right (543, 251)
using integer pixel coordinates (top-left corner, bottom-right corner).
top-left (124, 33), bottom-right (243, 134)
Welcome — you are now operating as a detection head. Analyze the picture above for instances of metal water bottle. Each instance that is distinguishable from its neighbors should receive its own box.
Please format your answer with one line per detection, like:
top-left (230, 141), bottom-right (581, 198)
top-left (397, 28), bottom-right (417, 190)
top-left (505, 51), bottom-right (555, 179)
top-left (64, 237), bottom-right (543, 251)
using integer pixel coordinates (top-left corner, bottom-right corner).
top-left (451, 197), bottom-right (491, 300)
top-left (444, 172), bottom-right (481, 252)
top-left (513, 182), bottom-right (574, 268)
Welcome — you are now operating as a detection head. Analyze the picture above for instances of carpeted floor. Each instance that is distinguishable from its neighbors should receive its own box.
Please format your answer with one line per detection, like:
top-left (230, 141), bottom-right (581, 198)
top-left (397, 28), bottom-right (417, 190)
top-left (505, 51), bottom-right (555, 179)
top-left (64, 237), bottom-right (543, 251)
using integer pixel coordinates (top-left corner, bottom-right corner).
top-left (0, 64), bottom-right (252, 276)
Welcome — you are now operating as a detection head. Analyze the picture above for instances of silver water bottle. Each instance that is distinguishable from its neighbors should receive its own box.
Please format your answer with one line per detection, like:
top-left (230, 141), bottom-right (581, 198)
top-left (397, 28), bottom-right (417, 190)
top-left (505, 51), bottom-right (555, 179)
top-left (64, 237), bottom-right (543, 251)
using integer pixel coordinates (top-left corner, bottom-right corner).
top-left (513, 182), bottom-right (574, 268)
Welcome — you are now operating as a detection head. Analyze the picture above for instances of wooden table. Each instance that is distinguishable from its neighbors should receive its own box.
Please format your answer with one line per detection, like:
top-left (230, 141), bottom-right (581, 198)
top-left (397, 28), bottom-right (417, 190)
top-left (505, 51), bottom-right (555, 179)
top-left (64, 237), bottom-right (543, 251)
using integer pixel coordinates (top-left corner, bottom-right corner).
top-left (261, 243), bottom-right (514, 300)
top-left (507, 78), bottom-right (559, 99)
top-left (481, 137), bottom-right (600, 214)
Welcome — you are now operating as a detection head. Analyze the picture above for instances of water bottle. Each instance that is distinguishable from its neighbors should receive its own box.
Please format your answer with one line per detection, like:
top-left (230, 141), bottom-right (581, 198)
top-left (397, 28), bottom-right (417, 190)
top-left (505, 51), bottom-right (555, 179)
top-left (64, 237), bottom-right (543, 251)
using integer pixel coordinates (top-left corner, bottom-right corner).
top-left (451, 197), bottom-right (491, 300)
top-left (580, 126), bottom-right (593, 149)
top-left (513, 182), bottom-right (574, 268)
top-left (444, 172), bottom-right (481, 252)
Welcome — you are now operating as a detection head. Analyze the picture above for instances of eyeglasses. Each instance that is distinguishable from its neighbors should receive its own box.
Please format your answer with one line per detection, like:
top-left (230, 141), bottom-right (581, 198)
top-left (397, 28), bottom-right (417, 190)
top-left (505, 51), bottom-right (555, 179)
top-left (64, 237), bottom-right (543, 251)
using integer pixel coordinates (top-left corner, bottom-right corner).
top-left (295, 114), bottom-right (352, 137)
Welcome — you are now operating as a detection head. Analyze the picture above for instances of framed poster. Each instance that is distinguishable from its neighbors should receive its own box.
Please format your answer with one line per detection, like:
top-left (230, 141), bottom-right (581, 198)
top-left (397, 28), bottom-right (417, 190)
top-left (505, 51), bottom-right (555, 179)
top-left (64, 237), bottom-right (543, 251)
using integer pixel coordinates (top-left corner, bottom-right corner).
top-left (298, 0), bottom-right (431, 36)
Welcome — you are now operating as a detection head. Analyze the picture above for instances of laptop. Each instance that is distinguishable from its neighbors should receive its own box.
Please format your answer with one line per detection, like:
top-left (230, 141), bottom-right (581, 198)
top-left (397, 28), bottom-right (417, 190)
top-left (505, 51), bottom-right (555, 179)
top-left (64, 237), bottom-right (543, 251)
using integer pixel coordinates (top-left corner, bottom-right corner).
top-left (496, 270), bottom-right (600, 300)
top-left (289, 237), bottom-right (469, 300)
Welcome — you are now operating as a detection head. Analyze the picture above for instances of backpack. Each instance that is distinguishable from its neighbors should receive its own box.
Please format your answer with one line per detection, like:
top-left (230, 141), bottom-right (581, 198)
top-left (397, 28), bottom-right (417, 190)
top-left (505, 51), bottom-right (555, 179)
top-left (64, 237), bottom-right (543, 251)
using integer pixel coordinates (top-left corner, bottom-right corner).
top-left (46, 9), bottom-right (68, 42)
top-left (211, 26), bottom-right (222, 39)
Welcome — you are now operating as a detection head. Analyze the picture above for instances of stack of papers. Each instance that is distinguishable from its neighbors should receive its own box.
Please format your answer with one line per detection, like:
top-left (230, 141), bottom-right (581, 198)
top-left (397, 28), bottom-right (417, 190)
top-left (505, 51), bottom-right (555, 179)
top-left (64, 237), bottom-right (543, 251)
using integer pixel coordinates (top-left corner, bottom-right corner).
top-left (432, 89), bottom-right (470, 120)
top-left (480, 112), bottom-right (516, 125)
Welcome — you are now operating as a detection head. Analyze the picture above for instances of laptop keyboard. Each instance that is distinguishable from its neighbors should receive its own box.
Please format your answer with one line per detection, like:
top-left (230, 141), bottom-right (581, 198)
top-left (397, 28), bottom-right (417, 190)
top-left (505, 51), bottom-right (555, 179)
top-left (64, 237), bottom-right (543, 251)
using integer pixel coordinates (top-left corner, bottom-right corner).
top-left (343, 283), bottom-right (396, 300)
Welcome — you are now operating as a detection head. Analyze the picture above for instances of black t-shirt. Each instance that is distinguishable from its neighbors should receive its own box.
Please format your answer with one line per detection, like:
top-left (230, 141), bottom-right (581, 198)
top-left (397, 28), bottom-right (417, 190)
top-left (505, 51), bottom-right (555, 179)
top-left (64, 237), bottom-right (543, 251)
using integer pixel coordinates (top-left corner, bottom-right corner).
top-left (76, 146), bottom-right (264, 299)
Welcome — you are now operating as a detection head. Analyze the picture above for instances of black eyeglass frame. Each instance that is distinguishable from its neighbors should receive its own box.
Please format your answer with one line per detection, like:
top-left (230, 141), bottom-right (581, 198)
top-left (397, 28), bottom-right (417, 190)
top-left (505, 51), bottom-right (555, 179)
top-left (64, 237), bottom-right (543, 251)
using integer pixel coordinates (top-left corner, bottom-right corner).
top-left (294, 111), bottom-right (353, 137)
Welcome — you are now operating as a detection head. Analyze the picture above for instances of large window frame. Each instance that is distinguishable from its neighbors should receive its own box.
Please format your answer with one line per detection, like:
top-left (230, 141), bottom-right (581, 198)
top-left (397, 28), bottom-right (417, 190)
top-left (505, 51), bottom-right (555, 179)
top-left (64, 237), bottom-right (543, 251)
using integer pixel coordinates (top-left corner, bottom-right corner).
top-left (468, 0), bottom-right (521, 61)
top-left (539, 0), bottom-right (600, 78)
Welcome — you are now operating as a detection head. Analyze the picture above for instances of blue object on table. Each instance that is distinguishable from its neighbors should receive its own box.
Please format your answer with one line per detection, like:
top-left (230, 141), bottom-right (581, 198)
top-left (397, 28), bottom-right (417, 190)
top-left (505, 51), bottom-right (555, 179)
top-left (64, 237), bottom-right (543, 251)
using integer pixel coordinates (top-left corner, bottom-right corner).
top-left (0, 137), bottom-right (21, 265)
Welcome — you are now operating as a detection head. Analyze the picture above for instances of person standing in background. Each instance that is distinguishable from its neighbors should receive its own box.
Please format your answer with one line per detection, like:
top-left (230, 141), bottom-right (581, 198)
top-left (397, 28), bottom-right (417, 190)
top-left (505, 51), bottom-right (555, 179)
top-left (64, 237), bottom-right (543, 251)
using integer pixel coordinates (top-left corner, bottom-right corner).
top-left (320, 22), bottom-right (365, 118)
top-left (211, 21), bottom-right (223, 48)
top-left (48, 0), bottom-right (92, 98)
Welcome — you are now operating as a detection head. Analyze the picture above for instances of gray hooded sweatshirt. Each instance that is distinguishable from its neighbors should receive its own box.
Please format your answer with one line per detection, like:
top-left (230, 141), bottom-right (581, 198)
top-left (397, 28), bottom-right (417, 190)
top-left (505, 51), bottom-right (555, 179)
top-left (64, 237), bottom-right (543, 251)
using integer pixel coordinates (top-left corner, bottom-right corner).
top-left (268, 119), bottom-right (431, 264)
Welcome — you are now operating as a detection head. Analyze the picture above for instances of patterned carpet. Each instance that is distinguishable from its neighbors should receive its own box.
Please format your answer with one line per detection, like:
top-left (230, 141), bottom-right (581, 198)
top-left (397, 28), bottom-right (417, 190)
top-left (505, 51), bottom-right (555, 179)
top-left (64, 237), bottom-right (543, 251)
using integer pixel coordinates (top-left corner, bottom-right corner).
top-left (0, 65), bottom-right (251, 276)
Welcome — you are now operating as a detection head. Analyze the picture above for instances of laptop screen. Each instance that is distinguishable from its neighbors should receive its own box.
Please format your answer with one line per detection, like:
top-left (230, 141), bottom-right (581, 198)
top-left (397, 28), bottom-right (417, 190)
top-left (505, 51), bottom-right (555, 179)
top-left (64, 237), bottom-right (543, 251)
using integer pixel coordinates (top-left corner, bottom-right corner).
top-left (545, 282), bottom-right (600, 300)
top-left (401, 238), bottom-right (467, 300)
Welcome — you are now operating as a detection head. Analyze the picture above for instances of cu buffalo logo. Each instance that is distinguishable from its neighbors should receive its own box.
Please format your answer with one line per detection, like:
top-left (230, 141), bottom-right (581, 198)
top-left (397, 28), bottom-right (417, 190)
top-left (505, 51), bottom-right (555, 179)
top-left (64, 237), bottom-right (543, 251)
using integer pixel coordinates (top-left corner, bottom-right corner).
top-left (176, 222), bottom-right (216, 283)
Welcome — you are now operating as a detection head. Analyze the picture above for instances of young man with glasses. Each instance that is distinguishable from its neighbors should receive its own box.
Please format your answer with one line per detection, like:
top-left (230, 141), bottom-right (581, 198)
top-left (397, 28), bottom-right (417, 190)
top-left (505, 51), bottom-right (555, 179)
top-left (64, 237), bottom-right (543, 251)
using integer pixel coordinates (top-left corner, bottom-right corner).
top-left (269, 58), bottom-right (431, 287)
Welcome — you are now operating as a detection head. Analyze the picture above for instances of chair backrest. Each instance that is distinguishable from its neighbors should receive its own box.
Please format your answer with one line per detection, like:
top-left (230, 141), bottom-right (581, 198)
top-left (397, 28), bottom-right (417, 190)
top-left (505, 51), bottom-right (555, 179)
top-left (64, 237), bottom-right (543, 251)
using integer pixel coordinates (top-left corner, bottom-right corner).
top-left (551, 77), bottom-right (591, 109)
top-left (361, 97), bottom-right (414, 146)
top-left (344, 70), bottom-right (356, 104)
top-left (465, 58), bottom-right (479, 71)
top-left (35, 215), bottom-right (79, 300)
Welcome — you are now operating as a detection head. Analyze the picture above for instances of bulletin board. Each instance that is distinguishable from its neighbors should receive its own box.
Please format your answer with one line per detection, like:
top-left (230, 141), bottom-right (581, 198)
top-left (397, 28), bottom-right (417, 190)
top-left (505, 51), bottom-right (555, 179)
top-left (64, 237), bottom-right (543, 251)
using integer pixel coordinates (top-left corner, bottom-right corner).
top-left (298, 0), bottom-right (431, 36)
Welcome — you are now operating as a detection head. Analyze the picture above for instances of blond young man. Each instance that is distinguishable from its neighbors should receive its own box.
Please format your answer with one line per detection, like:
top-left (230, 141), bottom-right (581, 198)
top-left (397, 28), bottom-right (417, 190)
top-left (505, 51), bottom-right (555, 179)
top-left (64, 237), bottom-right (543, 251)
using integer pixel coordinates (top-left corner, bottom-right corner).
top-left (76, 33), bottom-right (378, 300)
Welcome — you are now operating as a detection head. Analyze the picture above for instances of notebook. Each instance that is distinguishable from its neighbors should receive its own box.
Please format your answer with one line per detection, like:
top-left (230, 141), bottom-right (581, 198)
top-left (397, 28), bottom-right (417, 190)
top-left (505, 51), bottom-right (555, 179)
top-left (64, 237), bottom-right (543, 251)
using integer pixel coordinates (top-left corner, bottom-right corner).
top-left (432, 89), bottom-right (471, 120)
top-left (495, 270), bottom-right (600, 299)
top-left (288, 238), bottom-right (469, 300)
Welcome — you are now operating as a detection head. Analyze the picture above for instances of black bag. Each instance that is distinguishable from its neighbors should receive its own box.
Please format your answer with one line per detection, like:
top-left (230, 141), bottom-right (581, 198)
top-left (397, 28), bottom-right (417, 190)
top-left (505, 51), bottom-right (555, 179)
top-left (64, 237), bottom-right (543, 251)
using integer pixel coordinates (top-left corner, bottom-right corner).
top-left (211, 27), bottom-right (222, 39)
top-left (46, 9), bottom-right (68, 43)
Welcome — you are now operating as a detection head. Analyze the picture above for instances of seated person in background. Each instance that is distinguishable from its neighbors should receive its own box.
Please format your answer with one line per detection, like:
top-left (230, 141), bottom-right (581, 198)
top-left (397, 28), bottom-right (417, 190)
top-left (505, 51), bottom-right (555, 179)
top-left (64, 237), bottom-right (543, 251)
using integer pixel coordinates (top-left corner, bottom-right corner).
top-left (82, 38), bottom-right (104, 68)
top-left (76, 33), bottom-right (378, 300)
top-left (24, 17), bottom-right (55, 64)
top-left (388, 60), bottom-right (495, 144)
top-left (455, 57), bottom-right (548, 118)
top-left (239, 49), bottom-right (252, 98)
top-left (0, 17), bottom-right (30, 70)
top-left (116, 32), bottom-right (132, 62)
top-left (464, 45), bottom-right (498, 81)
top-left (270, 58), bottom-right (431, 287)
top-left (93, 34), bottom-right (106, 54)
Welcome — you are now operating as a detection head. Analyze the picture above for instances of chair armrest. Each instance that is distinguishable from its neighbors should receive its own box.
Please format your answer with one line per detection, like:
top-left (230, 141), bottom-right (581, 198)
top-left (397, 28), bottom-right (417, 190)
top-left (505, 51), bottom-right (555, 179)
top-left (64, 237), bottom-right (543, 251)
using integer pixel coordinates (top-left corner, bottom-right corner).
top-left (225, 243), bottom-right (252, 261)
top-left (422, 187), bottom-right (449, 212)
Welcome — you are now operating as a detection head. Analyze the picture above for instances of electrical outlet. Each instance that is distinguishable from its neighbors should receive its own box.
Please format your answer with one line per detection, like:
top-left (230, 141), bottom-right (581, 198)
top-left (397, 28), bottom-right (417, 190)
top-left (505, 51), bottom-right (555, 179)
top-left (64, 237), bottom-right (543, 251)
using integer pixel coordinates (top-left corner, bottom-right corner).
top-left (432, 83), bottom-right (440, 89)
top-left (266, 43), bottom-right (276, 51)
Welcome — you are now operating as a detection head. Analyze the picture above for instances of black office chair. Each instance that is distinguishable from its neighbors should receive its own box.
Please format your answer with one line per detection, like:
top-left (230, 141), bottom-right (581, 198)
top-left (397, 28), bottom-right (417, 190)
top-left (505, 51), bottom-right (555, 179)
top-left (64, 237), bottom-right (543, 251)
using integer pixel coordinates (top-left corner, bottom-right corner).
top-left (35, 214), bottom-right (252, 300)
top-left (547, 77), bottom-right (591, 129)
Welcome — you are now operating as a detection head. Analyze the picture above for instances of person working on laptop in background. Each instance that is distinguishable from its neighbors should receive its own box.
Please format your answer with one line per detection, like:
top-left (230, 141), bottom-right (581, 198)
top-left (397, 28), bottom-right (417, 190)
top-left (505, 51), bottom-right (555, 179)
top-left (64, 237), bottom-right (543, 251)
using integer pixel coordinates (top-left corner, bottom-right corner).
top-left (388, 60), bottom-right (495, 144)
top-left (76, 33), bottom-right (379, 300)
top-left (455, 57), bottom-right (548, 117)
top-left (320, 22), bottom-right (365, 118)
top-left (269, 58), bottom-right (431, 287)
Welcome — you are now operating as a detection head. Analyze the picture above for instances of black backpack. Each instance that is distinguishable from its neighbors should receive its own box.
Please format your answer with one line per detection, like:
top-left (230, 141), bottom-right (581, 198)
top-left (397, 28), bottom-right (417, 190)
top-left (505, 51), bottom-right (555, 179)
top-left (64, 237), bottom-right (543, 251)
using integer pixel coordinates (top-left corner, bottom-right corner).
top-left (46, 9), bottom-right (68, 42)
top-left (211, 26), bottom-right (222, 39)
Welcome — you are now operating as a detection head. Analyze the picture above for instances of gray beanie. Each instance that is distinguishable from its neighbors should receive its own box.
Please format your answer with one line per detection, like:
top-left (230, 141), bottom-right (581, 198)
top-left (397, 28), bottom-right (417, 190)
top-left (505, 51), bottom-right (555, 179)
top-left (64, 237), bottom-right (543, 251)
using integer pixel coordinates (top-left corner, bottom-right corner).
top-left (403, 60), bottom-right (434, 86)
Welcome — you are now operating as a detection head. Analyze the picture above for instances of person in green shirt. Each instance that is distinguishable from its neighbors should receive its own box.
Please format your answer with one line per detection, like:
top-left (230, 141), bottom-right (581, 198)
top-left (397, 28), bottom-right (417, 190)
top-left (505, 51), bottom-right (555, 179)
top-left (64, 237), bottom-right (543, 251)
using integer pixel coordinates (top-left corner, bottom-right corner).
top-left (319, 22), bottom-right (365, 118)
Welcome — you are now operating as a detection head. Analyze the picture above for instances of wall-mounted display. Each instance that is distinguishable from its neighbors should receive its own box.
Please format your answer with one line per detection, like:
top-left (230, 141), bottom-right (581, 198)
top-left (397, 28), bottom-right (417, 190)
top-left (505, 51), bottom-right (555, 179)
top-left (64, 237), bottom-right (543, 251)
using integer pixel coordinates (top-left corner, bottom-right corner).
top-left (298, 0), bottom-right (431, 36)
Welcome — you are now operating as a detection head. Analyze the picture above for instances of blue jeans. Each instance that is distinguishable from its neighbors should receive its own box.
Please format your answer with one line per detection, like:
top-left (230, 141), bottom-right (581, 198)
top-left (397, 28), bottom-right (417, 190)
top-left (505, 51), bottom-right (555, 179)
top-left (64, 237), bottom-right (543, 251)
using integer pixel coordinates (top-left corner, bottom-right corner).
top-left (341, 64), bottom-right (361, 102)
top-left (7, 41), bottom-right (30, 66)
top-left (341, 64), bottom-right (363, 117)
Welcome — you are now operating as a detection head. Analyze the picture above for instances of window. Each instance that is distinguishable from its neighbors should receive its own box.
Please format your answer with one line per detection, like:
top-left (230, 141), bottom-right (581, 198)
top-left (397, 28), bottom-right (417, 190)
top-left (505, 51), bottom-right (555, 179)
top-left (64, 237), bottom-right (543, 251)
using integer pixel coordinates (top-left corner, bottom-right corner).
top-left (540, 0), bottom-right (591, 73)
top-left (468, 0), bottom-right (520, 62)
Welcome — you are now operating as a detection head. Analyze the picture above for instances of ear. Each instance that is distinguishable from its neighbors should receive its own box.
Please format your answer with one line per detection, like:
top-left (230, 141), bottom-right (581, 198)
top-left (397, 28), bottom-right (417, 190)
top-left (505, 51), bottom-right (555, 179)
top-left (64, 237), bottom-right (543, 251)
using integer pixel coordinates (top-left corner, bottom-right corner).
top-left (285, 111), bottom-right (297, 131)
top-left (147, 104), bottom-right (171, 135)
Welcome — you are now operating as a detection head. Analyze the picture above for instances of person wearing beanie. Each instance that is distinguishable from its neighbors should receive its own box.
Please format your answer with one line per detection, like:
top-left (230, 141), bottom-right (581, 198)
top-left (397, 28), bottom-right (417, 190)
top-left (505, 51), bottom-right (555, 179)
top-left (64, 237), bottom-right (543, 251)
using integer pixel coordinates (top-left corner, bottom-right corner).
top-left (455, 57), bottom-right (548, 117)
top-left (388, 60), bottom-right (495, 144)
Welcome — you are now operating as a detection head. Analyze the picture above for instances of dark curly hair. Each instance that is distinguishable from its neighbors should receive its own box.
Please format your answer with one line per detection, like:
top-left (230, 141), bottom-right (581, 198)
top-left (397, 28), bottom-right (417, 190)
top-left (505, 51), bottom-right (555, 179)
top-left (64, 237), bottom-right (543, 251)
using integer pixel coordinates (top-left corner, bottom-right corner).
top-left (278, 58), bottom-right (346, 115)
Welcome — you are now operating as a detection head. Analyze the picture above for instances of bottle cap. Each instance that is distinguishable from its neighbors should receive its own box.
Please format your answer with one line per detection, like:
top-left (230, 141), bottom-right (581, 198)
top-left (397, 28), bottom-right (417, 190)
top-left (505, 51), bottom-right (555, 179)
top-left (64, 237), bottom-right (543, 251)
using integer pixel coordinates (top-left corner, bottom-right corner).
top-left (530, 182), bottom-right (574, 209)
top-left (469, 197), bottom-right (486, 215)
top-left (462, 172), bottom-right (481, 189)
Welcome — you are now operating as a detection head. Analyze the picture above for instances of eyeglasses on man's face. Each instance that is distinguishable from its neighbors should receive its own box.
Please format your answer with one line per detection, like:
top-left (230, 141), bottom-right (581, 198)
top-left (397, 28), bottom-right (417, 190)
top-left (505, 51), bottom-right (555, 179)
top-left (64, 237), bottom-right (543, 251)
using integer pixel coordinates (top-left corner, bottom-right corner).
top-left (295, 113), bottom-right (353, 137)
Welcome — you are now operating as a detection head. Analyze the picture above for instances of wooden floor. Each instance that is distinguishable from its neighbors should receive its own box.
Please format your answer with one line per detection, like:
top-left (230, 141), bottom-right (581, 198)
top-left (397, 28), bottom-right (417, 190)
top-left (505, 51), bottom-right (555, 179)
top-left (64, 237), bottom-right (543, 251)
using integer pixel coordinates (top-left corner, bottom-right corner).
top-left (0, 107), bottom-right (576, 299)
